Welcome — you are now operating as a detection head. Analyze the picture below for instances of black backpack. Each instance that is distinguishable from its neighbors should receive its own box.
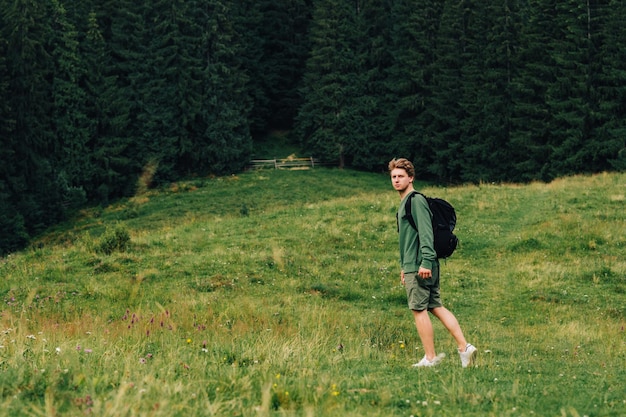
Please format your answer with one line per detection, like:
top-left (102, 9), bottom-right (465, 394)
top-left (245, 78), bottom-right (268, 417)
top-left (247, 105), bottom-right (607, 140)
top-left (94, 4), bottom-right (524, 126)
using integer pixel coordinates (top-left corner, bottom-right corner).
top-left (402, 191), bottom-right (459, 259)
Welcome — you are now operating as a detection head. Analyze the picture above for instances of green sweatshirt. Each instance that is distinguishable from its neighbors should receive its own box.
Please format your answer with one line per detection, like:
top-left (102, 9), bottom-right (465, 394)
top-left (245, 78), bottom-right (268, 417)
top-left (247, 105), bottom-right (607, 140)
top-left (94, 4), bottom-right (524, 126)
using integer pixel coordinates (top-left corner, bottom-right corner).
top-left (397, 192), bottom-right (436, 273)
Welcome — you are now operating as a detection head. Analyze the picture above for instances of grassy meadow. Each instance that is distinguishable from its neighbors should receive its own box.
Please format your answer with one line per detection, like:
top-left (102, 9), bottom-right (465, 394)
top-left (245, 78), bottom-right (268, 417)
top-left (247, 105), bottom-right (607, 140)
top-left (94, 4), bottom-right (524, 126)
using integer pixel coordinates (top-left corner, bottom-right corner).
top-left (1, 168), bottom-right (625, 417)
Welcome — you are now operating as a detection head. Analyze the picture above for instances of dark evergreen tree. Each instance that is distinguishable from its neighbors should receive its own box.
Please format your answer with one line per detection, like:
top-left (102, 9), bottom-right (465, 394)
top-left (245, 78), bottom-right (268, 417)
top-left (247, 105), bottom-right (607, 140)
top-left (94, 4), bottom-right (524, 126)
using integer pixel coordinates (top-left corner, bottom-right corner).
top-left (48, 0), bottom-right (89, 209)
top-left (387, 0), bottom-right (444, 177)
top-left (588, 0), bottom-right (626, 172)
top-left (79, 10), bottom-right (131, 203)
top-left (509, 0), bottom-right (560, 181)
top-left (348, 0), bottom-right (394, 171)
top-left (232, 0), bottom-right (267, 136)
top-left (88, 0), bottom-right (145, 200)
top-left (136, 0), bottom-right (189, 183)
top-left (423, 0), bottom-right (468, 182)
top-left (0, 7), bottom-right (14, 191)
top-left (0, 6), bottom-right (29, 254)
top-left (0, 0), bottom-right (66, 245)
top-left (177, 0), bottom-right (252, 175)
top-left (256, 0), bottom-right (312, 133)
top-left (544, 0), bottom-right (595, 177)
top-left (296, 0), bottom-right (374, 168)
top-left (454, 1), bottom-right (520, 183)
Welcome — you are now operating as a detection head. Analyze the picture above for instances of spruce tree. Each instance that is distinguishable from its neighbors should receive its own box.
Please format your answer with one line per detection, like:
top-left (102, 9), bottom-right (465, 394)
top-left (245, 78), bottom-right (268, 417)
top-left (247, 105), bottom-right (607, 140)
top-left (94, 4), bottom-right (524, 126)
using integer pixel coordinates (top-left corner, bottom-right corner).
top-left (256, 0), bottom-right (312, 133)
top-left (1, 0), bottom-right (66, 239)
top-left (93, 0), bottom-right (147, 198)
top-left (137, 0), bottom-right (188, 183)
top-left (509, 0), bottom-right (559, 181)
top-left (454, 1), bottom-right (520, 182)
top-left (545, 0), bottom-right (594, 177)
top-left (178, 0), bottom-right (252, 175)
top-left (589, 0), bottom-right (626, 172)
top-left (233, 0), bottom-right (267, 135)
top-left (0, 7), bottom-right (29, 254)
top-left (48, 0), bottom-right (89, 208)
top-left (387, 0), bottom-right (444, 177)
top-left (348, 0), bottom-right (394, 171)
top-left (424, 0), bottom-right (468, 182)
top-left (295, 0), bottom-right (370, 168)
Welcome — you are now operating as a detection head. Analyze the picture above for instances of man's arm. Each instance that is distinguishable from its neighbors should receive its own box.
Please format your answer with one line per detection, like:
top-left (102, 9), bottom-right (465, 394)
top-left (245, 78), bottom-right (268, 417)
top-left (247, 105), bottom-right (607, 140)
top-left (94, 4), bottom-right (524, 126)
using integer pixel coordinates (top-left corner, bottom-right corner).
top-left (413, 194), bottom-right (436, 277)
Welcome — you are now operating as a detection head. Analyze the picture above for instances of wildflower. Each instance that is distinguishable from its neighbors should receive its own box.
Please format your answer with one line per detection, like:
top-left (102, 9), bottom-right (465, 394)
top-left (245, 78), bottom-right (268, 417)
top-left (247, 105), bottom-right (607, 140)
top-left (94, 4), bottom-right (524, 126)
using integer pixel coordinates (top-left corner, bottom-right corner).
top-left (55, 347), bottom-right (61, 354)
top-left (26, 334), bottom-right (36, 340)
top-left (186, 338), bottom-right (192, 344)
top-left (84, 349), bottom-right (92, 354)
top-left (76, 345), bottom-right (81, 351)
top-left (139, 357), bottom-right (147, 364)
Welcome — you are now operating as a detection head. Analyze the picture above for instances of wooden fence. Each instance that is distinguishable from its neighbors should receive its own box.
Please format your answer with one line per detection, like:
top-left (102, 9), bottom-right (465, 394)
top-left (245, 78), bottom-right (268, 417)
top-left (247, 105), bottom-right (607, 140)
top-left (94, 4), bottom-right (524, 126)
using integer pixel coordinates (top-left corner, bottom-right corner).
top-left (248, 157), bottom-right (319, 170)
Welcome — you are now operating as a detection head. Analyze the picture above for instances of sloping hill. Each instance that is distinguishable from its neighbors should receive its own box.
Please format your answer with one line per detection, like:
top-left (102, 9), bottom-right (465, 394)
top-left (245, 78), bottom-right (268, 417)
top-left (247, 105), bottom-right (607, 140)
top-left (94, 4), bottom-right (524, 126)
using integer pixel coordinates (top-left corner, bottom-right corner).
top-left (1, 169), bottom-right (624, 416)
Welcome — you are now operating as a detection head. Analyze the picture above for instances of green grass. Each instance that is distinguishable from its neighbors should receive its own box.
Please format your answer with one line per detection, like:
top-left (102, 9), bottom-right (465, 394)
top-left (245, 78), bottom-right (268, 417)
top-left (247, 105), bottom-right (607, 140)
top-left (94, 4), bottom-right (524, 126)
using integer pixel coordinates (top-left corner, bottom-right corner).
top-left (1, 168), bottom-right (625, 416)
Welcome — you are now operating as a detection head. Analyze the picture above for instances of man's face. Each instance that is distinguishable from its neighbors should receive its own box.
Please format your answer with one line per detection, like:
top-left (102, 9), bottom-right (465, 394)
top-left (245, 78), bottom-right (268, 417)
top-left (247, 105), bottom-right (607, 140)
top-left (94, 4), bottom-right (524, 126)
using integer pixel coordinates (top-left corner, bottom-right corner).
top-left (390, 168), bottom-right (413, 192)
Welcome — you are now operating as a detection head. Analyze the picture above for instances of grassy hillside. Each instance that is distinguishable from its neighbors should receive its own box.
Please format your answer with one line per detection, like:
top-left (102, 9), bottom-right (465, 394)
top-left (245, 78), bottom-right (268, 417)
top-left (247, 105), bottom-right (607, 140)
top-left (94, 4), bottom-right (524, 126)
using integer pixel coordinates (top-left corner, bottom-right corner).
top-left (1, 168), bottom-right (625, 417)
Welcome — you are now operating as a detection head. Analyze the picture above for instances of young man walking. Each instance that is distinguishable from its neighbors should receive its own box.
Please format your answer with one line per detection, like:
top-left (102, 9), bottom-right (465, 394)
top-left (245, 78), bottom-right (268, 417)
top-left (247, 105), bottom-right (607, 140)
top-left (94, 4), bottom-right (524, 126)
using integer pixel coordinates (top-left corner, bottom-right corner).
top-left (389, 158), bottom-right (476, 368)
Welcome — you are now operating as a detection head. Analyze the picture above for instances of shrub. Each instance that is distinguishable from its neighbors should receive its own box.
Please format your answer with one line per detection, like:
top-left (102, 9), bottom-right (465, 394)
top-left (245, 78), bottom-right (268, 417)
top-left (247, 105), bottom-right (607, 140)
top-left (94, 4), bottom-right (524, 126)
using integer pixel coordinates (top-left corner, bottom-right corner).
top-left (96, 223), bottom-right (131, 255)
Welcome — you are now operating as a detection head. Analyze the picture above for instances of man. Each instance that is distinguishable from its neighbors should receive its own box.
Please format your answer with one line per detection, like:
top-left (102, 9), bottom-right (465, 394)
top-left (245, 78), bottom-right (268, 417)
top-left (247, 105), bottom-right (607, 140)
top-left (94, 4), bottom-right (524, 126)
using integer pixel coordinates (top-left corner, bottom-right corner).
top-left (389, 158), bottom-right (476, 368)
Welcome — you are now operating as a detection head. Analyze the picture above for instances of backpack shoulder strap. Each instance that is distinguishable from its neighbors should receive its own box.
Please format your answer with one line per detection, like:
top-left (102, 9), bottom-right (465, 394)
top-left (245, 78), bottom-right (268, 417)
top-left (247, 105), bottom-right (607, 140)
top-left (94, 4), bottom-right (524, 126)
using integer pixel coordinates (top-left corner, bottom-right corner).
top-left (403, 191), bottom-right (419, 231)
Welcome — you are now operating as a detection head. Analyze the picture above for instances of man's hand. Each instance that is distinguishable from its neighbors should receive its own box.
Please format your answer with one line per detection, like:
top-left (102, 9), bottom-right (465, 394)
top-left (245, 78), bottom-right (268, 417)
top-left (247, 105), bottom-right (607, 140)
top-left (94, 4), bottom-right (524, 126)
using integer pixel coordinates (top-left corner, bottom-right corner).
top-left (400, 270), bottom-right (405, 286)
top-left (418, 267), bottom-right (432, 279)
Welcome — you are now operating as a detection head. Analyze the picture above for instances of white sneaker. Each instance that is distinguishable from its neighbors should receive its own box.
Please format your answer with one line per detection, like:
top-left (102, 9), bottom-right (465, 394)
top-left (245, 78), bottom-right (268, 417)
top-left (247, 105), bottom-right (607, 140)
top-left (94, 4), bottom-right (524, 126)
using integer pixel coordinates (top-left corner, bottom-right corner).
top-left (459, 343), bottom-right (477, 368)
top-left (412, 353), bottom-right (446, 368)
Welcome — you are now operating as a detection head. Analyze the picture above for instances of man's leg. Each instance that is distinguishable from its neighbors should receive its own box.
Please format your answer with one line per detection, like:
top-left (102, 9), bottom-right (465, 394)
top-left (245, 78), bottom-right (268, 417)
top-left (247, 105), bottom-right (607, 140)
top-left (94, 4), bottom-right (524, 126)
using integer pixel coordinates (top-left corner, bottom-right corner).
top-left (412, 309), bottom-right (436, 360)
top-left (430, 306), bottom-right (467, 351)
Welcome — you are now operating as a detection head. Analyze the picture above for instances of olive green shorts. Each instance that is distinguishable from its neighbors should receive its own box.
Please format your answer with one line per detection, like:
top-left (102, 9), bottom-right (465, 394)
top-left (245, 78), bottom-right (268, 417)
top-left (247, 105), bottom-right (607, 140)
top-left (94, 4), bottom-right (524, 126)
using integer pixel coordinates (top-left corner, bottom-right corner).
top-left (404, 262), bottom-right (442, 311)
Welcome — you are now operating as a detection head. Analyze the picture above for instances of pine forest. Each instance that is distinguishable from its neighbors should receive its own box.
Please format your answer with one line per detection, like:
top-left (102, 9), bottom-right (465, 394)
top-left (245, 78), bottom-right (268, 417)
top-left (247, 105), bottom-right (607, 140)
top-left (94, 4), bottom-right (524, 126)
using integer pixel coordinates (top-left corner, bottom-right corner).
top-left (1, 0), bottom-right (626, 254)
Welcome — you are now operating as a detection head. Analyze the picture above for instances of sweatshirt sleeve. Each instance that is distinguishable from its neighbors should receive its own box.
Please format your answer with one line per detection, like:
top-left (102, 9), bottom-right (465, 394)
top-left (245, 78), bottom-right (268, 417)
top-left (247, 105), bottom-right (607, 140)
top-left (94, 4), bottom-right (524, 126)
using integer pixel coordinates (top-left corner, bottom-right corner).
top-left (412, 194), bottom-right (436, 270)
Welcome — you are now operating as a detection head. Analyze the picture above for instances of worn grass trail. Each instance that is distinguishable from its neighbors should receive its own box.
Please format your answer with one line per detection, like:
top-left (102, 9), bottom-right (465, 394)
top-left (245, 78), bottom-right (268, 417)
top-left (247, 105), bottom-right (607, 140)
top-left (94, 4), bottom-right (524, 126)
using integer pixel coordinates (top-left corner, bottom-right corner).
top-left (1, 169), bottom-right (625, 416)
